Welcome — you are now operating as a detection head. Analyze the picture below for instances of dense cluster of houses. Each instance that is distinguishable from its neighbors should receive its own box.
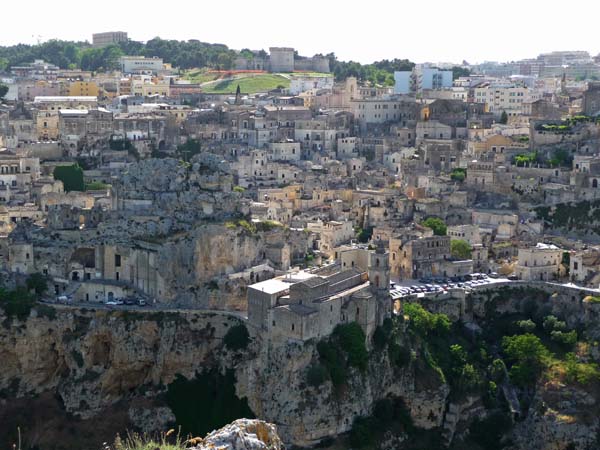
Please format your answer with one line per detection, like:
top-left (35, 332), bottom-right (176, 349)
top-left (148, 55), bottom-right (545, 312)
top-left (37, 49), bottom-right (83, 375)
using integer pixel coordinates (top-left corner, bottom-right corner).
top-left (2, 38), bottom-right (600, 340)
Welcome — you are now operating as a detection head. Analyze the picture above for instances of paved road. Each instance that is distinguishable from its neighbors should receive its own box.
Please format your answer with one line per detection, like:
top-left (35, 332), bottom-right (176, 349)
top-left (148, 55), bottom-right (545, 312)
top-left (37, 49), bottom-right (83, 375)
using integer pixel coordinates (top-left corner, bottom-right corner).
top-left (42, 301), bottom-right (248, 320)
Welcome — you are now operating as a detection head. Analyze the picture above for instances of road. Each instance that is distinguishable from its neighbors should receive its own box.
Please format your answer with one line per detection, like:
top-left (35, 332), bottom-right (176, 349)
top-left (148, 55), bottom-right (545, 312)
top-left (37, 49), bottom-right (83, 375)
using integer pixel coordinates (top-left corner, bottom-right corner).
top-left (42, 300), bottom-right (248, 320)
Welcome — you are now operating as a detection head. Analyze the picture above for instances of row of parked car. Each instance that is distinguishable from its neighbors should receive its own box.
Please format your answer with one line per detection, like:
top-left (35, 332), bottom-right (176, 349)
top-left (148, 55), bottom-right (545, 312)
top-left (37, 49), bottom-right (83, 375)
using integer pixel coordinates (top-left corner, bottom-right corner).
top-left (391, 273), bottom-right (512, 297)
top-left (106, 297), bottom-right (147, 307)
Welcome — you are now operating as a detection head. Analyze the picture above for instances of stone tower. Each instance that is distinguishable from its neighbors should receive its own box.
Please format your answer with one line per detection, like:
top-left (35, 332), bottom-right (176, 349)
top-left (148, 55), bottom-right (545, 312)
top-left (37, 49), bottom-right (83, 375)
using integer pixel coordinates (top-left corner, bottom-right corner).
top-left (368, 240), bottom-right (390, 292)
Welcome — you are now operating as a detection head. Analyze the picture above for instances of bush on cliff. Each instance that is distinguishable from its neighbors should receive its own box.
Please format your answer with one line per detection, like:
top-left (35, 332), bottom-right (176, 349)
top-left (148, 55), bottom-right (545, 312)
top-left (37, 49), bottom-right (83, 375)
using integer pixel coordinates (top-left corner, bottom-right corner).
top-left (306, 363), bottom-right (329, 388)
top-left (166, 369), bottom-right (255, 438)
top-left (224, 323), bottom-right (250, 351)
top-left (502, 333), bottom-right (551, 386)
top-left (333, 322), bottom-right (368, 371)
top-left (315, 323), bottom-right (369, 388)
top-left (0, 287), bottom-right (36, 321)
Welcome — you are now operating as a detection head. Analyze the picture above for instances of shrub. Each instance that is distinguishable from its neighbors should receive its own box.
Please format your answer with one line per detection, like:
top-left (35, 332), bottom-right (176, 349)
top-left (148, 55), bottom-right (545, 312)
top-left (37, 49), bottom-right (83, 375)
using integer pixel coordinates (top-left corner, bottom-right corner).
top-left (0, 287), bottom-right (36, 321)
top-left (421, 217), bottom-right (447, 236)
top-left (468, 412), bottom-right (512, 450)
top-left (36, 304), bottom-right (57, 320)
top-left (349, 416), bottom-right (375, 449)
top-left (403, 302), bottom-right (450, 337)
top-left (233, 185), bottom-right (245, 193)
top-left (223, 324), bottom-right (250, 351)
top-left (317, 340), bottom-right (347, 387)
top-left (516, 319), bottom-right (536, 333)
top-left (85, 181), bottom-right (109, 191)
top-left (333, 323), bottom-right (368, 371)
top-left (306, 363), bottom-right (328, 387)
top-left (502, 333), bottom-right (550, 386)
top-left (564, 353), bottom-right (600, 385)
top-left (491, 358), bottom-right (507, 383)
top-left (26, 272), bottom-right (48, 298)
top-left (543, 315), bottom-right (566, 332)
top-left (388, 341), bottom-right (410, 368)
top-left (450, 168), bottom-right (466, 182)
top-left (53, 164), bottom-right (84, 192)
top-left (550, 330), bottom-right (577, 348)
top-left (451, 239), bottom-right (471, 260)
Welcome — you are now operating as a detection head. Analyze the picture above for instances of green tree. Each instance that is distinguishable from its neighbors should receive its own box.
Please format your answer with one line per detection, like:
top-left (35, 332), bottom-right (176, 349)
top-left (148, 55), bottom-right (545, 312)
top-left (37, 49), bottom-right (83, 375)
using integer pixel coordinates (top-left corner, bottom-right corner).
top-left (451, 66), bottom-right (471, 80)
top-left (450, 168), bottom-right (466, 182)
top-left (422, 217), bottom-right (447, 236)
top-left (26, 273), bottom-right (48, 298)
top-left (499, 110), bottom-right (508, 124)
top-left (177, 138), bottom-right (202, 161)
top-left (502, 333), bottom-right (550, 386)
top-left (223, 324), bottom-right (250, 351)
top-left (450, 239), bottom-right (472, 260)
top-left (0, 83), bottom-right (8, 100)
top-left (516, 319), bottom-right (536, 333)
top-left (333, 322), bottom-right (368, 371)
top-left (53, 164), bottom-right (84, 192)
top-left (403, 302), bottom-right (450, 337)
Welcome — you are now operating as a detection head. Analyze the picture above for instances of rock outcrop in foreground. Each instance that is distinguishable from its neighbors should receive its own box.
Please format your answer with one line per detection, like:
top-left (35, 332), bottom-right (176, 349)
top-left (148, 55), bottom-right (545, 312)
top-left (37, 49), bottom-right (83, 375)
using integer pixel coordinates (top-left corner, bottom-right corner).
top-left (190, 419), bottom-right (282, 450)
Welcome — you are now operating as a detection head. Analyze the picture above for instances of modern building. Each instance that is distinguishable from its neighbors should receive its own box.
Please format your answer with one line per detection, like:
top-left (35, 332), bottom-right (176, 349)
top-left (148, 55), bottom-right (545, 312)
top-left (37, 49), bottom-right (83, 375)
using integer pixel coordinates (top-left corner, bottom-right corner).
top-left (394, 72), bottom-right (411, 95)
top-left (394, 68), bottom-right (452, 94)
top-left (92, 31), bottom-right (128, 48)
top-left (119, 56), bottom-right (164, 74)
top-left (473, 83), bottom-right (540, 117)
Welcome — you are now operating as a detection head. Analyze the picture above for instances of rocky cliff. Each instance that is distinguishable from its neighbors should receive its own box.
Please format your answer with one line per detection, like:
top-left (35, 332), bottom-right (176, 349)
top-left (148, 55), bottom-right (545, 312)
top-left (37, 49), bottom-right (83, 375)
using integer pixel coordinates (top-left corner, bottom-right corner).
top-left (1, 301), bottom-right (598, 450)
top-left (190, 419), bottom-right (283, 450)
top-left (0, 305), bottom-right (447, 450)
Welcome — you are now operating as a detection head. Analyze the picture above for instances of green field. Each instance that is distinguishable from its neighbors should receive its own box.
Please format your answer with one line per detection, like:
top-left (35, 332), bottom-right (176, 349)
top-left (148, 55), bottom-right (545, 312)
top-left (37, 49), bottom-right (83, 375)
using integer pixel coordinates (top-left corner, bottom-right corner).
top-left (184, 69), bottom-right (222, 84)
top-left (203, 74), bottom-right (290, 94)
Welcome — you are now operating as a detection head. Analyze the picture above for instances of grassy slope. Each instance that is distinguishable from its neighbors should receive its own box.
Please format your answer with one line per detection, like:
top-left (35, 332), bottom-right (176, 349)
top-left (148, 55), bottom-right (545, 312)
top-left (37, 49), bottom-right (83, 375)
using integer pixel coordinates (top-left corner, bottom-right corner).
top-left (203, 74), bottom-right (290, 94)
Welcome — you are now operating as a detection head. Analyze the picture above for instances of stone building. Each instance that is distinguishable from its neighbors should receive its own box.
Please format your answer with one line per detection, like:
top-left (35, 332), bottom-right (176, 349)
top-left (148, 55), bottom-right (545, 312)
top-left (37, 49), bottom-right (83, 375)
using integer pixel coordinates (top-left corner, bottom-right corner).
top-left (390, 233), bottom-right (451, 279)
top-left (269, 47), bottom-right (295, 73)
top-left (247, 245), bottom-right (391, 343)
top-left (515, 243), bottom-right (562, 281)
top-left (582, 81), bottom-right (600, 116)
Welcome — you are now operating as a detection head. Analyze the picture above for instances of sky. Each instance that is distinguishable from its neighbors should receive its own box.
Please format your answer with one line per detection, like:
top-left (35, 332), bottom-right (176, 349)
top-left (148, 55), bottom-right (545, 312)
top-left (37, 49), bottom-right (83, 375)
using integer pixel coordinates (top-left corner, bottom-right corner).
top-left (2, 0), bottom-right (599, 65)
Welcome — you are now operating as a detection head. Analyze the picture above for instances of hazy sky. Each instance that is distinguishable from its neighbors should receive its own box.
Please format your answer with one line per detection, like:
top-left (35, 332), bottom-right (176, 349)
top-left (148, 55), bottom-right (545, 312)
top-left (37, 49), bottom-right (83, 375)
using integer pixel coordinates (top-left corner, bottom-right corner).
top-left (2, 0), bottom-right (599, 64)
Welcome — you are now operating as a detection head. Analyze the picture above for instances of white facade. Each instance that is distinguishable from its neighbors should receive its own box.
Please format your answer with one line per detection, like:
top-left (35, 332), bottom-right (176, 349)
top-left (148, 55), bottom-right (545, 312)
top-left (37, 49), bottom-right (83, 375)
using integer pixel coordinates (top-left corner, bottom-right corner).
top-left (119, 56), bottom-right (164, 74)
top-left (473, 84), bottom-right (541, 116)
top-left (289, 75), bottom-right (334, 95)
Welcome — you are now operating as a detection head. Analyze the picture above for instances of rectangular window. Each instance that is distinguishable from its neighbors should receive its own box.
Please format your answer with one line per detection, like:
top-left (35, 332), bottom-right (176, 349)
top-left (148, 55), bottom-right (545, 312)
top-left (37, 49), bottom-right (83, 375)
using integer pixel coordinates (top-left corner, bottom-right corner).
top-left (115, 254), bottom-right (121, 267)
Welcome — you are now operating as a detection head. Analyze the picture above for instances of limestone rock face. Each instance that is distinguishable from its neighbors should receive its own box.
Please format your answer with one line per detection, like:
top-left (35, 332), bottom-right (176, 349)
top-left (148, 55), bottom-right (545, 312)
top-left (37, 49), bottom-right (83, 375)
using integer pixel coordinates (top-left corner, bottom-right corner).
top-left (237, 342), bottom-right (449, 446)
top-left (191, 419), bottom-right (282, 450)
top-left (0, 306), bottom-right (447, 447)
top-left (508, 381), bottom-right (600, 450)
top-left (0, 307), bottom-right (248, 418)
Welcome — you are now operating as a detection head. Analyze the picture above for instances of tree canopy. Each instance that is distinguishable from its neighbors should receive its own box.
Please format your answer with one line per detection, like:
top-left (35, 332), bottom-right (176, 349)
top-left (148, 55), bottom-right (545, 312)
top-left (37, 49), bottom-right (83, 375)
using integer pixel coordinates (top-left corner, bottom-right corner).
top-left (0, 84), bottom-right (8, 99)
top-left (0, 37), bottom-right (238, 71)
top-left (327, 53), bottom-right (414, 86)
top-left (53, 164), bottom-right (84, 192)
top-left (451, 239), bottom-right (472, 260)
top-left (422, 217), bottom-right (447, 236)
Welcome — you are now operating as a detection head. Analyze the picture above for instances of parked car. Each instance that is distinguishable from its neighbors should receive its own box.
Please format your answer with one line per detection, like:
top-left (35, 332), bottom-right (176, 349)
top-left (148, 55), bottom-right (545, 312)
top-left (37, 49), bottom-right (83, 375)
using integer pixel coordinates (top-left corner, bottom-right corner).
top-left (138, 299), bottom-right (146, 306)
top-left (507, 275), bottom-right (519, 281)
